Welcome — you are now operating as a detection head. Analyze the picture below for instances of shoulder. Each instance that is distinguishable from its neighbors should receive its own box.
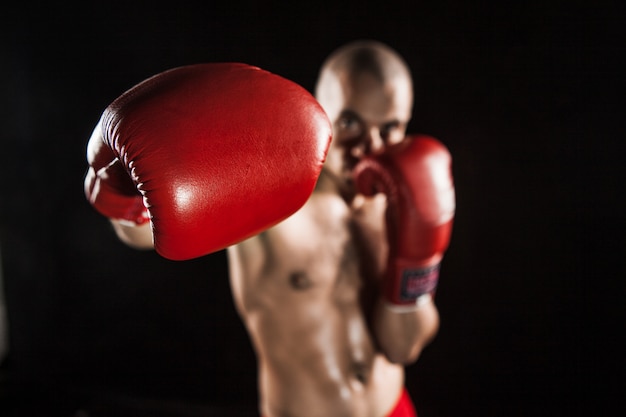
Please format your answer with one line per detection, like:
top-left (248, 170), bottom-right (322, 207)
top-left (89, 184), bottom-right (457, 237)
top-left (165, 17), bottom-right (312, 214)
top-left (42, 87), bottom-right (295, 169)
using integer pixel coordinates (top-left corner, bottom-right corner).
top-left (230, 188), bottom-right (352, 258)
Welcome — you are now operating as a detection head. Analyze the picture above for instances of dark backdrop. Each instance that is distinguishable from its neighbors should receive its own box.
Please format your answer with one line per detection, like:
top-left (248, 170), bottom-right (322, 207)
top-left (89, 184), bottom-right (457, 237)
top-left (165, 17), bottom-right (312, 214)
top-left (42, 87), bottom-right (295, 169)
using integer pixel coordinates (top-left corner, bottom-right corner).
top-left (1, 1), bottom-right (624, 416)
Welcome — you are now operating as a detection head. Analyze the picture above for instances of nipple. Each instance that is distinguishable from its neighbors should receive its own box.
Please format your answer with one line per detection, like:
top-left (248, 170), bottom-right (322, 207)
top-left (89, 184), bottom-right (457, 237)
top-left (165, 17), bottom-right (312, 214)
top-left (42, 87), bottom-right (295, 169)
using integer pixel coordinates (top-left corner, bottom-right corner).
top-left (289, 271), bottom-right (313, 290)
top-left (352, 361), bottom-right (369, 385)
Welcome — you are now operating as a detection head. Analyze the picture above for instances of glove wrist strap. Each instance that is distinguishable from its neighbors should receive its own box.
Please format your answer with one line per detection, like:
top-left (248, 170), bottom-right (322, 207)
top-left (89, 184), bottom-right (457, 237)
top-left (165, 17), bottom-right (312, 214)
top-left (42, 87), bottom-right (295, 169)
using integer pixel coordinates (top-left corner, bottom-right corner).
top-left (385, 258), bottom-right (440, 306)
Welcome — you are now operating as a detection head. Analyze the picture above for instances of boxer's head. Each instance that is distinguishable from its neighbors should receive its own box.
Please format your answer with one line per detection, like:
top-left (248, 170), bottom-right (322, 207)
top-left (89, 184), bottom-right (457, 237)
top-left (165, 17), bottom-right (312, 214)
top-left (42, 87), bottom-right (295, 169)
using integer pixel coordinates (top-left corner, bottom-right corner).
top-left (315, 40), bottom-right (413, 185)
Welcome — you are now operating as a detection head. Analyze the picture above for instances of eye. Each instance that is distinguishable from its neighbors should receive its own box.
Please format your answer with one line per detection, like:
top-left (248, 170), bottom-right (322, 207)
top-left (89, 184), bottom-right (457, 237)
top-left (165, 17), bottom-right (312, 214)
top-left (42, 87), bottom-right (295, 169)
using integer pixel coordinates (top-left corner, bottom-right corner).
top-left (335, 112), bottom-right (364, 147)
top-left (380, 121), bottom-right (399, 138)
top-left (380, 121), bottom-right (405, 145)
top-left (338, 115), bottom-right (361, 133)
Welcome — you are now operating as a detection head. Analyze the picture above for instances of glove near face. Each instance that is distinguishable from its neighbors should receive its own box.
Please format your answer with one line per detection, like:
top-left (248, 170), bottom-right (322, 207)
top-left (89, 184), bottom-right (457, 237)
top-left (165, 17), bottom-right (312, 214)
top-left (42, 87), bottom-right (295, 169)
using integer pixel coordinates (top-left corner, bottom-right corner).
top-left (85, 63), bottom-right (332, 260)
top-left (353, 135), bottom-right (455, 306)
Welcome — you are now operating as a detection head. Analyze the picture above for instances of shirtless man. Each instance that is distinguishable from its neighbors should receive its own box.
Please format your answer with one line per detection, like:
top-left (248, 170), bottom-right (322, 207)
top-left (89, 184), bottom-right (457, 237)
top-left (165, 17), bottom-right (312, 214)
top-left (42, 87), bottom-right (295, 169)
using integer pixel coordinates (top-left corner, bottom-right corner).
top-left (84, 41), bottom-right (455, 417)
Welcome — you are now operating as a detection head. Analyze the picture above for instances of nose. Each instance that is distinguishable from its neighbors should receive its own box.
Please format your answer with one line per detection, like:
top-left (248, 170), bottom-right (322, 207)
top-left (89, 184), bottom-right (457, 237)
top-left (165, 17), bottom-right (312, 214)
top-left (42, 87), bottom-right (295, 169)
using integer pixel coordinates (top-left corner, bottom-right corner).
top-left (364, 127), bottom-right (385, 155)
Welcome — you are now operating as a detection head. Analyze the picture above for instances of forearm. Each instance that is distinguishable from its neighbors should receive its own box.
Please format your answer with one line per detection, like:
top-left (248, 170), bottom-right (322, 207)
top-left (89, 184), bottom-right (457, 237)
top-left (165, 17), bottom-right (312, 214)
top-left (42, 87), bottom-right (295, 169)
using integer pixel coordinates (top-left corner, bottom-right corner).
top-left (110, 219), bottom-right (154, 250)
top-left (372, 294), bottom-right (439, 365)
top-left (353, 135), bottom-right (453, 364)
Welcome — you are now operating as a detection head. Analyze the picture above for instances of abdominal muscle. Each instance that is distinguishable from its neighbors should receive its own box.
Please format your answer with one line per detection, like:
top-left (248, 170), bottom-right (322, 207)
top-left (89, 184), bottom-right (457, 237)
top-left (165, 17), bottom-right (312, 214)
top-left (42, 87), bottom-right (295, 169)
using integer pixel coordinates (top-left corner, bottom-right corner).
top-left (249, 300), bottom-right (404, 417)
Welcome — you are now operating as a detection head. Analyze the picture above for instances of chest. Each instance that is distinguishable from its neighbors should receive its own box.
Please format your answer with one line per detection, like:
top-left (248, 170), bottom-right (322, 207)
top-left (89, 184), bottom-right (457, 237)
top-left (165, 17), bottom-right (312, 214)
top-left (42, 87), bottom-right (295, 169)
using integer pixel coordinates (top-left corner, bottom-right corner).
top-left (228, 192), bottom-right (389, 316)
top-left (264, 193), bottom-right (387, 291)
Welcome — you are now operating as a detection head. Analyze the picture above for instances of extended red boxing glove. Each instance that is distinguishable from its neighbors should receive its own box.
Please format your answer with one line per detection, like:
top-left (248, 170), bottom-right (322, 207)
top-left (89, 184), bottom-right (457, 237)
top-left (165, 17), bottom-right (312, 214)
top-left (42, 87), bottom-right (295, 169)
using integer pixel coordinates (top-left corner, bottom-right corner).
top-left (353, 135), bottom-right (455, 308)
top-left (84, 63), bottom-right (331, 260)
top-left (85, 133), bottom-right (150, 226)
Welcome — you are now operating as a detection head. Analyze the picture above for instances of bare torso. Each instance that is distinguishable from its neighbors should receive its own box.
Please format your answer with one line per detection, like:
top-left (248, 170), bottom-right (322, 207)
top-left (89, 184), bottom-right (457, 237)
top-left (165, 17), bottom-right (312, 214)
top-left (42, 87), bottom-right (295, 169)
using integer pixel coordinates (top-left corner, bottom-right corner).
top-left (227, 173), bottom-right (405, 417)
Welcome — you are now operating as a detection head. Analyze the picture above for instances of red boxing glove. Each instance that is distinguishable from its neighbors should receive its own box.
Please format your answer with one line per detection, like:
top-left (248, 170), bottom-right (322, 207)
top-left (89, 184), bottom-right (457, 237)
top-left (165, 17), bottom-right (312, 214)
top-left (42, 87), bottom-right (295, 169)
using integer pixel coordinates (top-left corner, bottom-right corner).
top-left (85, 133), bottom-right (150, 225)
top-left (353, 135), bottom-right (455, 308)
top-left (84, 63), bottom-right (331, 260)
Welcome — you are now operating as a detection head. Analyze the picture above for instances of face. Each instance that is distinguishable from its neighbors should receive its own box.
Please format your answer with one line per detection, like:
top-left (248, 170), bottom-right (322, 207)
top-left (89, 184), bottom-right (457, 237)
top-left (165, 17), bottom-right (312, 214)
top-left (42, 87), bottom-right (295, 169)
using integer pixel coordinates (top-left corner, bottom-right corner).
top-left (322, 71), bottom-right (413, 185)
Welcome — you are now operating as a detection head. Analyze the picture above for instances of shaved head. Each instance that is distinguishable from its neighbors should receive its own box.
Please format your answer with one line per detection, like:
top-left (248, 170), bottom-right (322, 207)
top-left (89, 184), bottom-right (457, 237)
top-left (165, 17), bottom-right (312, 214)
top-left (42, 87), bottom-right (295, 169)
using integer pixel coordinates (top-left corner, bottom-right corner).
top-left (315, 40), bottom-right (413, 120)
top-left (314, 41), bottom-right (414, 186)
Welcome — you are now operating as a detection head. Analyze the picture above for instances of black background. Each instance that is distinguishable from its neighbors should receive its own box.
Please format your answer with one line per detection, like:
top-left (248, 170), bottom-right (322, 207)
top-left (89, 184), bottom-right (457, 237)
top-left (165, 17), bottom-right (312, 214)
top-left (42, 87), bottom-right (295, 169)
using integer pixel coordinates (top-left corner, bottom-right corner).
top-left (1, 1), bottom-right (624, 416)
